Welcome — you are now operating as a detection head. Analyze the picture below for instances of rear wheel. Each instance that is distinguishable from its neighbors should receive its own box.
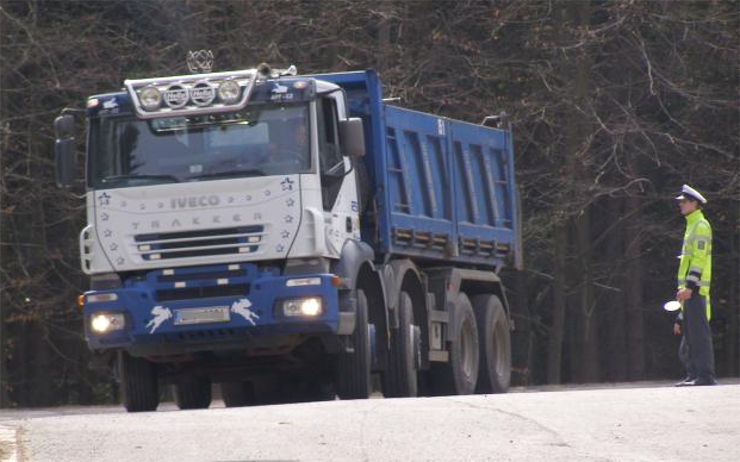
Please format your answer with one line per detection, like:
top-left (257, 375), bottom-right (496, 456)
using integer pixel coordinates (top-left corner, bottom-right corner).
top-left (120, 352), bottom-right (159, 413)
top-left (382, 291), bottom-right (420, 397)
top-left (335, 288), bottom-right (372, 399)
top-left (430, 293), bottom-right (479, 395)
top-left (173, 376), bottom-right (212, 410)
top-left (473, 294), bottom-right (511, 393)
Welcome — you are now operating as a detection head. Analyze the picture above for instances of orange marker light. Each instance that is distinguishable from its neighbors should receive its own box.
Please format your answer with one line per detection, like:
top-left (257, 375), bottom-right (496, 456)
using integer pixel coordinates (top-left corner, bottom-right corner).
top-left (77, 294), bottom-right (85, 308)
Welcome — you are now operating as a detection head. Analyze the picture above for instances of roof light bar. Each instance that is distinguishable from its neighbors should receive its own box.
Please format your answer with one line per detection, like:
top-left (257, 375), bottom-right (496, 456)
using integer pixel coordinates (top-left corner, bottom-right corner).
top-left (124, 69), bottom-right (259, 119)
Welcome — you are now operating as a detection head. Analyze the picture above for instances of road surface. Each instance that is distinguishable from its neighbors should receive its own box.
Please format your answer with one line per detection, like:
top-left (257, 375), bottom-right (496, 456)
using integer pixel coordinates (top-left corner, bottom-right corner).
top-left (1, 383), bottom-right (738, 461)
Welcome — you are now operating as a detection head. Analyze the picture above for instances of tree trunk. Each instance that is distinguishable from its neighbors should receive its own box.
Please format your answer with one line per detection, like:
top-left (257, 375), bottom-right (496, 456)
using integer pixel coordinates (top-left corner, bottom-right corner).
top-left (577, 212), bottom-right (600, 382)
top-left (547, 224), bottom-right (568, 384)
top-left (606, 201), bottom-right (628, 381)
top-left (625, 194), bottom-right (645, 380)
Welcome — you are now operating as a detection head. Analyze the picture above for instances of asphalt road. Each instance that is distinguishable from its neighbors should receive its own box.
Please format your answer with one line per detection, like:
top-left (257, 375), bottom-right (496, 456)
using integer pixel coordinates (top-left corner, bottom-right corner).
top-left (1, 383), bottom-right (739, 462)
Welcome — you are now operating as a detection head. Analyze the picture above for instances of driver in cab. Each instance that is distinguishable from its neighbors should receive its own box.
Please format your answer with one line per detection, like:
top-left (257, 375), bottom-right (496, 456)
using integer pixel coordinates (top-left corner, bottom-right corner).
top-left (265, 120), bottom-right (309, 169)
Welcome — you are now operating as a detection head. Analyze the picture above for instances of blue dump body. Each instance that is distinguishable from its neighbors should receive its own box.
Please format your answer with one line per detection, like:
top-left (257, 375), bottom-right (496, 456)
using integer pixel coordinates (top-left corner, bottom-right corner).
top-left (315, 70), bottom-right (521, 271)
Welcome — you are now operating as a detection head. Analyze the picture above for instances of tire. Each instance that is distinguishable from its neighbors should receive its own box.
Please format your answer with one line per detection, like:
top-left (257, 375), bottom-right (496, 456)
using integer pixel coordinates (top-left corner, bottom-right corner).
top-left (221, 381), bottom-right (255, 408)
top-left (473, 294), bottom-right (511, 394)
top-left (173, 376), bottom-right (212, 410)
top-left (430, 293), bottom-right (479, 395)
top-left (120, 352), bottom-right (159, 413)
top-left (382, 291), bottom-right (419, 397)
top-left (335, 288), bottom-right (372, 399)
top-left (280, 376), bottom-right (335, 403)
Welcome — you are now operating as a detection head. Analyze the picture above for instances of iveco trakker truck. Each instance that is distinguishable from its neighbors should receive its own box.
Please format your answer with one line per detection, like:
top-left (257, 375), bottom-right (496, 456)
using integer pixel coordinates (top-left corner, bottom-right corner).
top-left (54, 63), bottom-right (521, 411)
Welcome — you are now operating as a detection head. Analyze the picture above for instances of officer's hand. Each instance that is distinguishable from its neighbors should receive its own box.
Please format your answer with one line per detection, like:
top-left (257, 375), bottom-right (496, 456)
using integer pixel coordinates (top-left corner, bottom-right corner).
top-left (676, 288), bottom-right (692, 302)
top-left (673, 323), bottom-right (681, 336)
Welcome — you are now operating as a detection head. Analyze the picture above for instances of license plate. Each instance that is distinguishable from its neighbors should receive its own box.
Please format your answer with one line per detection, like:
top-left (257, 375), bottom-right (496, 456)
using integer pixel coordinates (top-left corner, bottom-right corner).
top-left (174, 306), bottom-right (230, 326)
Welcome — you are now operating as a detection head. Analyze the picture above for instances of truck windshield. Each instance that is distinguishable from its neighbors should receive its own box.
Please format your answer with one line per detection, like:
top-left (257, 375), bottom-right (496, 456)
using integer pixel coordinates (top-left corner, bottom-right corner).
top-left (89, 103), bottom-right (310, 188)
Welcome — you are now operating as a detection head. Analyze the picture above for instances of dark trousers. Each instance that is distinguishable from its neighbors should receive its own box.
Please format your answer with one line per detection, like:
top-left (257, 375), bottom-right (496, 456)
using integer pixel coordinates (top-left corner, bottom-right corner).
top-left (680, 292), bottom-right (715, 380)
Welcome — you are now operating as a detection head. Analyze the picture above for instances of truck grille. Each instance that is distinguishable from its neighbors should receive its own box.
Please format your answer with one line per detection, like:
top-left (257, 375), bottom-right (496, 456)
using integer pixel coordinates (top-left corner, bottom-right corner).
top-left (149, 263), bottom-right (253, 302)
top-left (134, 225), bottom-right (264, 261)
top-left (155, 283), bottom-right (249, 302)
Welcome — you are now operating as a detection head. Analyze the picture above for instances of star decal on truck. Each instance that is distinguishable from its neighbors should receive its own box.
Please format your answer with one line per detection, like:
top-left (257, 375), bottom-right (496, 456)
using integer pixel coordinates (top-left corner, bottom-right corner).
top-left (98, 193), bottom-right (111, 206)
top-left (281, 177), bottom-right (294, 191)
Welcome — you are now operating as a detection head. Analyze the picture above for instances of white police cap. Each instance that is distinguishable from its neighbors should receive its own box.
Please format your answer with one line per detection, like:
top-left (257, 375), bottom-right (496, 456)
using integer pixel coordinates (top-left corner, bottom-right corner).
top-left (675, 184), bottom-right (707, 204)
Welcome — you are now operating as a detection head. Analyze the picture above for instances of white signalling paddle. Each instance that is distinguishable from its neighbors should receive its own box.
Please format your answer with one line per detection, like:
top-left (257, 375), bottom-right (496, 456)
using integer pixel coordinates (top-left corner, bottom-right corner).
top-left (663, 300), bottom-right (682, 312)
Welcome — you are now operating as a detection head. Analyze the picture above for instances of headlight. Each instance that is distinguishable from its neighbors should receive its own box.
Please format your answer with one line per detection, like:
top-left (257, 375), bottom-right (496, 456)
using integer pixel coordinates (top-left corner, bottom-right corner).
top-left (283, 297), bottom-right (323, 317)
top-left (218, 80), bottom-right (241, 104)
top-left (90, 313), bottom-right (125, 334)
top-left (138, 86), bottom-right (162, 111)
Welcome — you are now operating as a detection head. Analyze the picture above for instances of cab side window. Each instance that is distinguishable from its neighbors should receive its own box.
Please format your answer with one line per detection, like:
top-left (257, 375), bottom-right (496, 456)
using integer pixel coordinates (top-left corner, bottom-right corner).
top-left (319, 97), bottom-right (344, 172)
top-left (318, 97), bottom-right (345, 210)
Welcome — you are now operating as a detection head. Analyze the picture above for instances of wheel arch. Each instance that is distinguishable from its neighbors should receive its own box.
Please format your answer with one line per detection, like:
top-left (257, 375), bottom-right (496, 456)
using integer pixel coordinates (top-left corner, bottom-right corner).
top-left (459, 275), bottom-right (511, 322)
top-left (333, 239), bottom-right (389, 366)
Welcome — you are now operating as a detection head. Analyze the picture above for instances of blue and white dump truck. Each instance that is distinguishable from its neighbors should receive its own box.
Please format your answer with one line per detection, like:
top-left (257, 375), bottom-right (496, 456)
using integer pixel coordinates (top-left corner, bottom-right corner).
top-left (54, 64), bottom-right (521, 412)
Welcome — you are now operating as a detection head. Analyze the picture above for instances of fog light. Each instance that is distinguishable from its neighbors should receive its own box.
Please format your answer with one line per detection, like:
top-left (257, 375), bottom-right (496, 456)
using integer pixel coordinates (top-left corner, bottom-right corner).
top-left (138, 86), bottom-right (161, 111)
top-left (86, 293), bottom-right (118, 303)
top-left (218, 80), bottom-right (241, 104)
top-left (90, 313), bottom-right (125, 334)
top-left (283, 297), bottom-right (323, 317)
top-left (286, 277), bottom-right (321, 287)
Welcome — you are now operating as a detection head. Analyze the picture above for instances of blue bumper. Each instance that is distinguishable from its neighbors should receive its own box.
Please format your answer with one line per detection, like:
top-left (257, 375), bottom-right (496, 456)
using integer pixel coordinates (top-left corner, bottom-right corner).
top-left (82, 263), bottom-right (345, 354)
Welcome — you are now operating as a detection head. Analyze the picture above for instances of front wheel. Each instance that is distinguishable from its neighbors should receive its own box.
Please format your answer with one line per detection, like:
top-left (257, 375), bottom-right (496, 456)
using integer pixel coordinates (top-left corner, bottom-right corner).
top-left (120, 352), bottom-right (159, 413)
top-left (221, 381), bottom-right (255, 408)
top-left (173, 376), bottom-right (212, 410)
top-left (335, 288), bottom-right (372, 399)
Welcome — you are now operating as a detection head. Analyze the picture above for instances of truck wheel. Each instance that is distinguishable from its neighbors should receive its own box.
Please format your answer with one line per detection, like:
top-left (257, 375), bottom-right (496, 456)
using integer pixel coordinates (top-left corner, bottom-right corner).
top-left (473, 294), bottom-right (511, 393)
top-left (382, 291), bottom-right (420, 397)
top-left (335, 288), bottom-right (372, 399)
top-left (221, 381), bottom-right (255, 407)
top-left (280, 376), bottom-right (335, 403)
top-left (120, 352), bottom-right (159, 412)
top-left (430, 293), bottom-right (479, 395)
top-left (173, 376), bottom-right (212, 410)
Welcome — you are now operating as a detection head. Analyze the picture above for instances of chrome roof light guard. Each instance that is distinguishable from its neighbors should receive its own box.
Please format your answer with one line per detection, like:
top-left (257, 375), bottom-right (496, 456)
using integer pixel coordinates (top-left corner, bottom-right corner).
top-left (124, 69), bottom-right (259, 119)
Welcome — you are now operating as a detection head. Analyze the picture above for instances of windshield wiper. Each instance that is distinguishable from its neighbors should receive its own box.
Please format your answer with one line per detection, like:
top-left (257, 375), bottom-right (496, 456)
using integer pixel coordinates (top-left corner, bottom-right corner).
top-left (190, 169), bottom-right (266, 180)
top-left (102, 174), bottom-right (180, 184)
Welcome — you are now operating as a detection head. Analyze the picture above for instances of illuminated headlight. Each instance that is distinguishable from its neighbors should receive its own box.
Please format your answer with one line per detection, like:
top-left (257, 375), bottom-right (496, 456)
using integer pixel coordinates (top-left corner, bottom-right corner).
top-left (286, 277), bottom-right (321, 287)
top-left (218, 80), bottom-right (241, 104)
top-left (138, 86), bottom-right (162, 111)
top-left (90, 313), bottom-right (125, 334)
top-left (283, 297), bottom-right (323, 317)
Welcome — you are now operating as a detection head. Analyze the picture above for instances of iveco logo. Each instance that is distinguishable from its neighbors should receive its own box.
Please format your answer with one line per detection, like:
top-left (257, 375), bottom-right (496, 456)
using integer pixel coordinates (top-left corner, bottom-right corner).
top-left (171, 195), bottom-right (220, 209)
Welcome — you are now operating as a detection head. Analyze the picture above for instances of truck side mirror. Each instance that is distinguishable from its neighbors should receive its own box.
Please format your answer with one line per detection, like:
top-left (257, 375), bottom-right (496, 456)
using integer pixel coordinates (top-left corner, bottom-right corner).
top-left (339, 118), bottom-right (365, 157)
top-left (54, 114), bottom-right (77, 187)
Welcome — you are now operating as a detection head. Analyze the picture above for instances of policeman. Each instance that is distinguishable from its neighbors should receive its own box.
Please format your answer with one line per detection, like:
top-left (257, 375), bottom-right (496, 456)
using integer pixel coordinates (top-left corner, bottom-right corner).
top-left (673, 185), bottom-right (717, 386)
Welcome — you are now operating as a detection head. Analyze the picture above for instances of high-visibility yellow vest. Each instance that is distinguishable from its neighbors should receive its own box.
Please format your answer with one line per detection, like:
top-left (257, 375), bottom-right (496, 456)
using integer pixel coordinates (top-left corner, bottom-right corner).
top-left (677, 209), bottom-right (712, 320)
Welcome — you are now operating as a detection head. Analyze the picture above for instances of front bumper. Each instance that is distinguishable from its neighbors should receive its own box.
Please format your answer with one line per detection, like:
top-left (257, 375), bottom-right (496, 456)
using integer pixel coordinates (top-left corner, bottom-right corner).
top-left (82, 264), bottom-right (352, 355)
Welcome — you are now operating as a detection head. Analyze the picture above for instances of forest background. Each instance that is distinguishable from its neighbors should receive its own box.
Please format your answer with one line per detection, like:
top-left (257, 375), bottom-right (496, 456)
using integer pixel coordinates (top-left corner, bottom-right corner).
top-left (0, 0), bottom-right (737, 407)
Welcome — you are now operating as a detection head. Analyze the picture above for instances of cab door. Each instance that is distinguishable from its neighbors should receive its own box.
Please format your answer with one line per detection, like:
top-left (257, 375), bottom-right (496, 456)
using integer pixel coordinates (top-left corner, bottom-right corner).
top-left (318, 95), bottom-right (360, 257)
